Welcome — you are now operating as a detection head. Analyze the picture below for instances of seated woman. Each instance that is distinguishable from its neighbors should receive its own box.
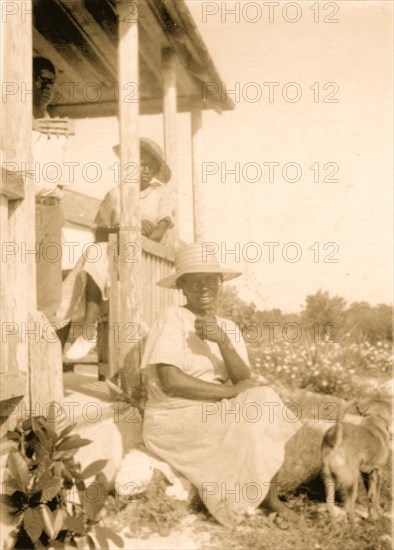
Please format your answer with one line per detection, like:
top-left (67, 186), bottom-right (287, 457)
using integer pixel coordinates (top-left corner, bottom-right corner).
top-left (140, 243), bottom-right (302, 527)
top-left (61, 138), bottom-right (174, 361)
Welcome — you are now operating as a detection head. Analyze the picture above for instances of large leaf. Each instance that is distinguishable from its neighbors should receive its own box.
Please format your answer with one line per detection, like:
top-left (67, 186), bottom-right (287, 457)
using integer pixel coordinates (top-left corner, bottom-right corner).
top-left (90, 527), bottom-right (109, 550)
top-left (58, 423), bottom-right (78, 441)
top-left (80, 460), bottom-right (108, 480)
top-left (62, 460), bottom-right (82, 480)
top-left (52, 508), bottom-right (65, 538)
top-left (40, 475), bottom-right (64, 502)
top-left (56, 436), bottom-right (92, 452)
top-left (28, 491), bottom-right (42, 508)
top-left (35, 416), bottom-right (59, 441)
top-left (23, 506), bottom-right (43, 542)
top-left (34, 427), bottom-right (53, 455)
top-left (37, 468), bottom-right (52, 489)
top-left (95, 471), bottom-right (109, 491)
top-left (2, 490), bottom-right (27, 511)
top-left (53, 449), bottom-right (80, 461)
top-left (32, 415), bottom-right (57, 440)
top-left (77, 536), bottom-right (92, 549)
top-left (45, 402), bottom-right (63, 425)
top-left (94, 526), bottom-right (124, 549)
top-left (79, 480), bottom-right (108, 521)
top-left (7, 452), bottom-right (29, 490)
top-left (39, 504), bottom-right (55, 539)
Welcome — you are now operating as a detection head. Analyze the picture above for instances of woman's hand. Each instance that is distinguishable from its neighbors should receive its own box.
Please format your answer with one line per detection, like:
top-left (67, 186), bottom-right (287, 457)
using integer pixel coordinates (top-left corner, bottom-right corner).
top-left (94, 225), bottom-right (119, 243)
top-left (195, 315), bottom-right (224, 344)
top-left (147, 219), bottom-right (170, 242)
top-left (141, 219), bottom-right (157, 237)
top-left (195, 315), bottom-right (251, 384)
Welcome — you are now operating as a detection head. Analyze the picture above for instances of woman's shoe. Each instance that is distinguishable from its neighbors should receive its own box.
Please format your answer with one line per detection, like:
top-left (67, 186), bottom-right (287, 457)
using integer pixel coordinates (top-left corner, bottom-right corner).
top-left (64, 334), bottom-right (97, 362)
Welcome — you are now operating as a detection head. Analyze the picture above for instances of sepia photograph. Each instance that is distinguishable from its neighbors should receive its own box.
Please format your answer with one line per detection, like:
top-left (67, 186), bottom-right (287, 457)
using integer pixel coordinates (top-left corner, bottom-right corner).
top-left (0, 1), bottom-right (392, 549)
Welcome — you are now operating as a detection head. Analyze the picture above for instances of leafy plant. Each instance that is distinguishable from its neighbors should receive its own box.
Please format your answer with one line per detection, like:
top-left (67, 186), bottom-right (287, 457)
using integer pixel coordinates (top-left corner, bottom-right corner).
top-left (2, 404), bottom-right (123, 549)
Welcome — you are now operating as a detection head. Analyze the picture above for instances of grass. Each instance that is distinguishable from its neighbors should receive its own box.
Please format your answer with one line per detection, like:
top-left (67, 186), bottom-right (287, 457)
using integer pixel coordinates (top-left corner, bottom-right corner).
top-left (104, 457), bottom-right (392, 550)
top-left (102, 341), bottom-right (392, 549)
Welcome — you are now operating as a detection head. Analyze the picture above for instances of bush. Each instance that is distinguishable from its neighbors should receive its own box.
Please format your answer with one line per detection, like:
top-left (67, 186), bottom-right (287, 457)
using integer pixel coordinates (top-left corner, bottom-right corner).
top-left (3, 404), bottom-right (121, 549)
top-left (250, 340), bottom-right (392, 398)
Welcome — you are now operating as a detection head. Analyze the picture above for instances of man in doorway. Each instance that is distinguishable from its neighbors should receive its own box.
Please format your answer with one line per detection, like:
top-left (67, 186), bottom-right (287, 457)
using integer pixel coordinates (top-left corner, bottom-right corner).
top-left (32, 57), bottom-right (68, 323)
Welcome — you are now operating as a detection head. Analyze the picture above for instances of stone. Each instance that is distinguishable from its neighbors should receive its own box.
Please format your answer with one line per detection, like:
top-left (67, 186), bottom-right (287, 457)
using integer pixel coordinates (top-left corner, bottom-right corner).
top-left (115, 448), bottom-right (194, 501)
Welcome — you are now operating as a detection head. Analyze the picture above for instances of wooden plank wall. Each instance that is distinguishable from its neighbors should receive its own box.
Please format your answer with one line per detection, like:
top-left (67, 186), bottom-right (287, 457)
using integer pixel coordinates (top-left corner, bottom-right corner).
top-left (1, 2), bottom-right (32, 429)
top-left (1, 1), bottom-right (64, 425)
top-left (0, 3), bottom-right (33, 409)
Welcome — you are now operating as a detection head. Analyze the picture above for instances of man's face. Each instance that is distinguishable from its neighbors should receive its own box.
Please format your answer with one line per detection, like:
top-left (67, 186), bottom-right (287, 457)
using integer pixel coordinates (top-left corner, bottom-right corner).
top-left (34, 69), bottom-right (56, 109)
top-left (140, 150), bottom-right (160, 189)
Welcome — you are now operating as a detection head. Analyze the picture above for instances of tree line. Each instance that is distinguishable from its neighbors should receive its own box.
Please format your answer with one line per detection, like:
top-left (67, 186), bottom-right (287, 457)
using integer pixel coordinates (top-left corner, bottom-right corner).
top-left (216, 288), bottom-right (392, 344)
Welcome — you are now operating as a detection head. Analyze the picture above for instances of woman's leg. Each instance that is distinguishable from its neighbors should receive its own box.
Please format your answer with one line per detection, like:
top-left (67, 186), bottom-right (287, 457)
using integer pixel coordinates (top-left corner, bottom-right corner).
top-left (84, 273), bottom-right (102, 330)
top-left (64, 274), bottom-right (102, 361)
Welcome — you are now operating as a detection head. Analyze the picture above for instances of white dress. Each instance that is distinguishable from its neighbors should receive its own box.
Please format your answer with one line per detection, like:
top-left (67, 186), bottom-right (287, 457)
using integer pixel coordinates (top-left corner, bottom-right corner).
top-left (140, 305), bottom-right (302, 527)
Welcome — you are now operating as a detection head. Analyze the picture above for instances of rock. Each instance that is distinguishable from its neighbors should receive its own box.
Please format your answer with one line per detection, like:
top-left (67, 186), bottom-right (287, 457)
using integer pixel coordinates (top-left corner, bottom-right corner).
top-left (115, 448), bottom-right (193, 501)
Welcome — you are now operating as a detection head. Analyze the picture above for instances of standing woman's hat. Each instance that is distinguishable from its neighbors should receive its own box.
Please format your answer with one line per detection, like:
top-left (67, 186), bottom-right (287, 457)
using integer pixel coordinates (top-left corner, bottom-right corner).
top-left (157, 243), bottom-right (242, 289)
top-left (112, 138), bottom-right (171, 184)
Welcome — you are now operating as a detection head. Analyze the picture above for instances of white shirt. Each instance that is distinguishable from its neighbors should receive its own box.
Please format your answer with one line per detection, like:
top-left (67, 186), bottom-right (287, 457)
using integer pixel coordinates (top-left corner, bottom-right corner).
top-left (31, 112), bottom-right (68, 199)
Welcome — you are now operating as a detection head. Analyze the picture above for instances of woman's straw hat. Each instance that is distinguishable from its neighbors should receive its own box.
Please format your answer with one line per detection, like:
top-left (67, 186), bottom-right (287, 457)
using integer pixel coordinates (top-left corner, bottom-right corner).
top-left (157, 243), bottom-right (242, 289)
top-left (112, 138), bottom-right (171, 184)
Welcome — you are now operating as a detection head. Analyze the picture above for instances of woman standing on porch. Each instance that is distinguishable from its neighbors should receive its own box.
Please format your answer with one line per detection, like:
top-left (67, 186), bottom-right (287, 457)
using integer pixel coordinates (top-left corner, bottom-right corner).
top-left (59, 138), bottom-right (175, 361)
top-left (140, 243), bottom-right (302, 527)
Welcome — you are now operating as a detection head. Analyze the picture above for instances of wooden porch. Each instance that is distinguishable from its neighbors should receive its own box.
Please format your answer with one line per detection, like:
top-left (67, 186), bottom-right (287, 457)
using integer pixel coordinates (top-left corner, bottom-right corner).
top-left (1, 0), bottom-right (233, 432)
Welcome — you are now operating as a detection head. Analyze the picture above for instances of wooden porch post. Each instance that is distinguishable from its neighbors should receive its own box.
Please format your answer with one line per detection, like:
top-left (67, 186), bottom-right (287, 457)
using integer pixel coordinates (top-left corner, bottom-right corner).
top-left (162, 48), bottom-right (179, 244)
top-left (116, 0), bottom-right (142, 386)
top-left (0, 0), bottom-right (33, 407)
top-left (191, 104), bottom-right (204, 242)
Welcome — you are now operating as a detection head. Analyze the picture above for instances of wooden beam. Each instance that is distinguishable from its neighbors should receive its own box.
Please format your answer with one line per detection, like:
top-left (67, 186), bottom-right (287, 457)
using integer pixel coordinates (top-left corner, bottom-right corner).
top-left (162, 47), bottom-right (179, 244)
top-left (28, 312), bottom-right (63, 406)
top-left (51, 95), bottom-right (204, 118)
top-left (0, 193), bottom-right (10, 377)
top-left (107, 233), bottom-right (121, 379)
top-left (191, 104), bottom-right (204, 242)
top-left (116, 0), bottom-right (142, 387)
top-left (142, 238), bottom-right (175, 262)
top-left (1, 0), bottom-right (34, 409)
top-left (33, 28), bottom-right (83, 85)
top-left (147, 0), bottom-right (234, 112)
top-left (1, 167), bottom-right (25, 201)
top-left (57, 0), bottom-right (118, 74)
top-left (137, 14), bottom-right (165, 98)
top-left (34, 0), bottom-right (116, 85)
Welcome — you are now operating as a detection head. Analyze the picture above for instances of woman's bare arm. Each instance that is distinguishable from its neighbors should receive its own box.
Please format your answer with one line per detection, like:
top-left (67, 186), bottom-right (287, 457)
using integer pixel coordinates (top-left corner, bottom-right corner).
top-left (148, 219), bottom-right (170, 242)
top-left (194, 318), bottom-right (251, 384)
top-left (216, 335), bottom-right (251, 383)
top-left (157, 364), bottom-right (257, 401)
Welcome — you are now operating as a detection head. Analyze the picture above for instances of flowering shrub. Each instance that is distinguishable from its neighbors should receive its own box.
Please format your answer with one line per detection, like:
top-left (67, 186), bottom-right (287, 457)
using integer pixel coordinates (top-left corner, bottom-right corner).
top-left (3, 405), bottom-right (120, 550)
top-left (249, 340), bottom-right (392, 398)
